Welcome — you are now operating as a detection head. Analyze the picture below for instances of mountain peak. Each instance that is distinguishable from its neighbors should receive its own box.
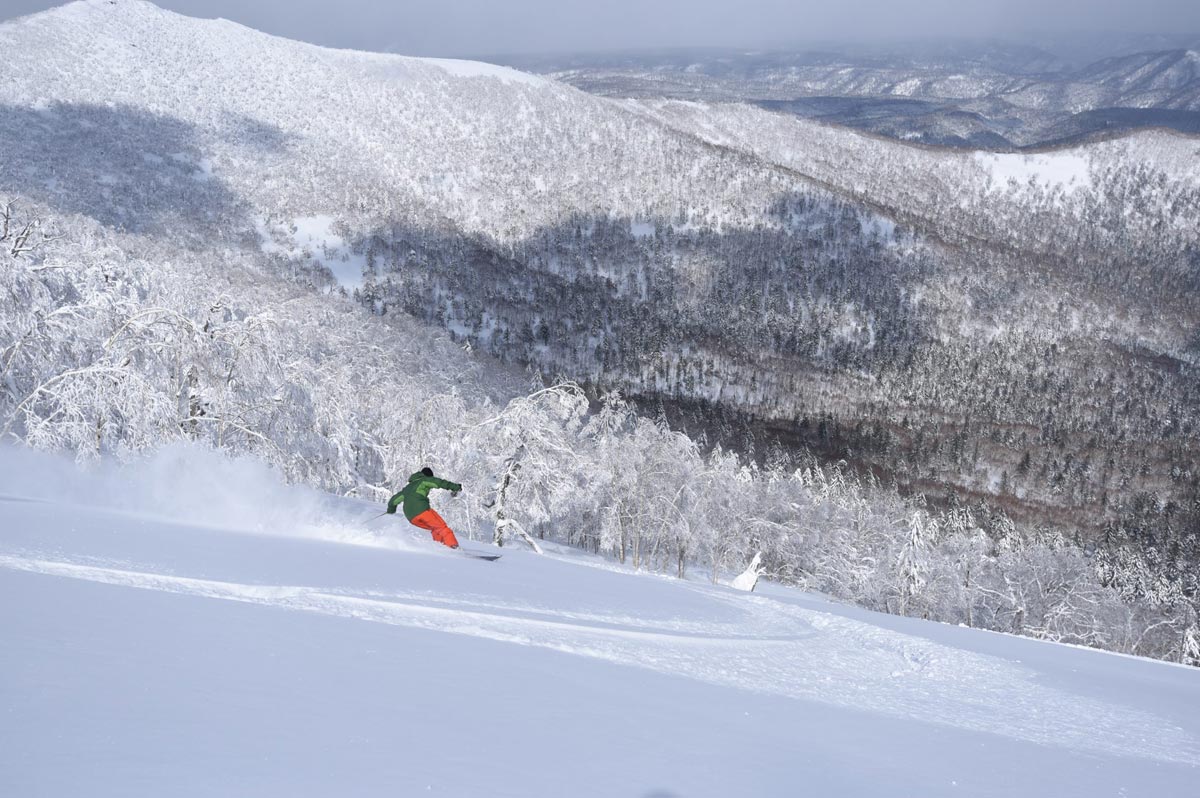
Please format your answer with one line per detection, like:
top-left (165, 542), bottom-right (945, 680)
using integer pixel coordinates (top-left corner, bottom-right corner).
top-left (6, 0), bottom-right (165, 25)
top-left (4, 0), bottom-right (549, 89)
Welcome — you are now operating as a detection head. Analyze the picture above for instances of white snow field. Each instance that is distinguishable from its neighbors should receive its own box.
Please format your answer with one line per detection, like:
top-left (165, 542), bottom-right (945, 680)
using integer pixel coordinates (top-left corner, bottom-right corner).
top-left (2, 445), bottom-right (1199, 797)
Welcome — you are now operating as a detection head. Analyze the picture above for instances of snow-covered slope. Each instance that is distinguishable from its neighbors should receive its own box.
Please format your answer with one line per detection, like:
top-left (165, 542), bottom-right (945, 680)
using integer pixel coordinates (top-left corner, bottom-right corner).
top-left (1056, 49), bottom-right (1200, 107)
top-left (632, 98), bottom-right (1200, 203)
top-left (632, 98), bottom-right (1200, 303)
top-left (0, 0), bottom-right (818, 242)
top-left (3, 445), bottom-right (1199, 796)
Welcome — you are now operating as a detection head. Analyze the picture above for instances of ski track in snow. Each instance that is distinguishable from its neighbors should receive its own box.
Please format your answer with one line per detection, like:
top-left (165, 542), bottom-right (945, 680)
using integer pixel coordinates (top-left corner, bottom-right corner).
top-left (2, 552), bottom-right (1196, 767)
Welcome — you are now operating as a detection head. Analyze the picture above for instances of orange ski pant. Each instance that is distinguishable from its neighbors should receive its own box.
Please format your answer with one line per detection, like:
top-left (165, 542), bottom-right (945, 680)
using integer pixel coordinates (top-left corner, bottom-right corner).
top-left (410, 508), bottom-right (460, 548)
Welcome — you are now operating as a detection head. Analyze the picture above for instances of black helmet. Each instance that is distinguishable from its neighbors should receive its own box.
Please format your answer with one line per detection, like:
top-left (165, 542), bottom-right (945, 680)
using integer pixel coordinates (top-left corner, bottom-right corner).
top-left (420, 467), bottom-right (434, 477)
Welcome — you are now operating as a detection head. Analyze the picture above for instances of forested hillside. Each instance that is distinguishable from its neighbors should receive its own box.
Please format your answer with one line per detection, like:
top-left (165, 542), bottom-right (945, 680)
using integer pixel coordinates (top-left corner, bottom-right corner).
top-left (632, 101), bottom-right (1200, 524)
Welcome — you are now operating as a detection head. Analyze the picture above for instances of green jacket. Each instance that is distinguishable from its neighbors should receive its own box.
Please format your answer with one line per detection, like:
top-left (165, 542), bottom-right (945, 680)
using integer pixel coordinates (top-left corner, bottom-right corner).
top-left (387, 471), bottom-right (462, 521)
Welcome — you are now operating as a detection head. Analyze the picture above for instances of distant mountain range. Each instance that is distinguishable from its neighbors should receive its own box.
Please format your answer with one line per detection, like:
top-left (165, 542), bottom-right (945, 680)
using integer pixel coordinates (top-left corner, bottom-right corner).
top-left (496, 40), bottom-right (1200, 148)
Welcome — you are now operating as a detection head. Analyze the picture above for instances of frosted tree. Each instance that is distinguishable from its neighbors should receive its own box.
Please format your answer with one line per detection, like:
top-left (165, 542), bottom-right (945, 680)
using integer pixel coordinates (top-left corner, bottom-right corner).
top-left (0, 201), bottom-right (57, 258)
top-left (1183, 623), bottom-right (1200, 668)
top-left (471, 383), bottom-right (588, 553)
top-left (490, 442), bottom-right (542, 553)
top-left (581, 391), bottom-right (639, 558)
top-left (895, 510), bottom-right (936, 616)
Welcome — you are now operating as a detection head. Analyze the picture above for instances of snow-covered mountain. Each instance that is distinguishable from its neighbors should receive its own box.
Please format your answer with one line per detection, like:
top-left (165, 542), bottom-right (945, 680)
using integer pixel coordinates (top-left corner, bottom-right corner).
top-left (2, 0), bottom-right (1199, 672)
top-left (3, 445), bottom-right (1199, 796)
top-left (0, 0), bottom-right (815, 242)
top-left (630, 97), bottom-right (1200, 259)
top-left (511, 43), bottom-right (1200, 147)
top-left (4, 0), bottom-right (1199, 533)
top-left (1073, 48), bottom-right (1200, 105)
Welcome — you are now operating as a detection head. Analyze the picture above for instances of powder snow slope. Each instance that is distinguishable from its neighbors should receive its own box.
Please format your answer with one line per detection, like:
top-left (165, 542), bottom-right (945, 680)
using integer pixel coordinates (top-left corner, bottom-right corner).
top-left (3, 445), bottom-right (1199, 797)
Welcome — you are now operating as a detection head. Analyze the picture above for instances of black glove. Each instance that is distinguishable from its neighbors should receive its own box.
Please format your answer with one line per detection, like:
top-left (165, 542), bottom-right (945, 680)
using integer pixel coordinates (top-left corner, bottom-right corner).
top-left (385, 505), bottom-right (396, 514)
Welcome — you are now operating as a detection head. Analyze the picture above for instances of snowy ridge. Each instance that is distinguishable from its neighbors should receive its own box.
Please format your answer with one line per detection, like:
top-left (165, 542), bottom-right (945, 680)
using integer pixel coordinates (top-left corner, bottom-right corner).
top-left (0, 0), bottom-right (828, 242)
top-left (424, 57), bottom-right (549, 86)
top-left (3, 445), bottom-right (1199, 795)
top-left (633, 98), bottom-right (1200, 200)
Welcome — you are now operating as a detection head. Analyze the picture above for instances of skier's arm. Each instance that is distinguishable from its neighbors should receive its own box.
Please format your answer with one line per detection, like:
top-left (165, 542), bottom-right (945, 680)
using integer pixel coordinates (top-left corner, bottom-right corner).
top-left (432, 477), bottom-right (462, 494)
top-left (385, 490), bottom-right (406, 514)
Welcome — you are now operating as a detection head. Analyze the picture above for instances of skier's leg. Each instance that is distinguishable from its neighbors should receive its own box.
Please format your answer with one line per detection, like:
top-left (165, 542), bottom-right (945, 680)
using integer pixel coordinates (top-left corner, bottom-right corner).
top-left (409, 511), bottom-right (436, 538)
top-left (428, 510), bottom-right (460, 548)
top-left (411, 509), bottom-right (460, 548)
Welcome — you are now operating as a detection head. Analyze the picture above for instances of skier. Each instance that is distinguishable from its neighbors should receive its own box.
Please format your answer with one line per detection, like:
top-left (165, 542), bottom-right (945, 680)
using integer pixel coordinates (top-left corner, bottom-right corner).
top-left (386, 467), bottom-right (463, 548)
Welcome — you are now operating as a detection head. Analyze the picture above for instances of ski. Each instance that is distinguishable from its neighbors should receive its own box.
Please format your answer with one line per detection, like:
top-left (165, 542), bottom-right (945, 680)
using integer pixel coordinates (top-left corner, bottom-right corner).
top-left (458, 549), bottom-right (502, 561)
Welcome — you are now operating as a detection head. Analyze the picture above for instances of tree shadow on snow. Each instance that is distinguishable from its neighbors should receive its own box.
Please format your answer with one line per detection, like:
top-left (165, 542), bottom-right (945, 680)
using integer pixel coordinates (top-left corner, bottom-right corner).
top-left (351, 192), bottom-right (934, 381)
top-left (0, 102), bottom-right (287, 239)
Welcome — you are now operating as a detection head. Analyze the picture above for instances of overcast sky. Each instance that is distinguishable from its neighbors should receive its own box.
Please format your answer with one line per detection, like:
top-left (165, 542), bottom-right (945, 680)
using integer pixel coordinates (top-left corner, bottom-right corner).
top-left (3, 0), bottom-right (1199, 56)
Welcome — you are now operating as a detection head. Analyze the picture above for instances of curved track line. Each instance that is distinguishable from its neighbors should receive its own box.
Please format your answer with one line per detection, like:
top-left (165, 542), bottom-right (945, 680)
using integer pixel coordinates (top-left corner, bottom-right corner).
top-left (3, 554), bottom-right (1197, 766)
